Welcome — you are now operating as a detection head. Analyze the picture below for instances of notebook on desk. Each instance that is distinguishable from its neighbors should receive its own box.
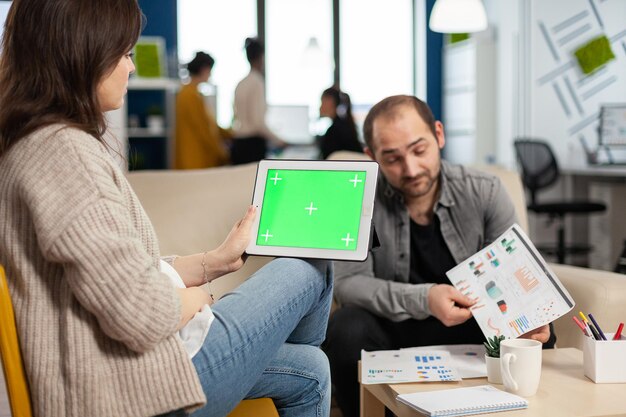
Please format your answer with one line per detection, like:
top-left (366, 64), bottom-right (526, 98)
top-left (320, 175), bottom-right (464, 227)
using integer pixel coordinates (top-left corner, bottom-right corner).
top-left (396, 385), bottom-right (528, 417)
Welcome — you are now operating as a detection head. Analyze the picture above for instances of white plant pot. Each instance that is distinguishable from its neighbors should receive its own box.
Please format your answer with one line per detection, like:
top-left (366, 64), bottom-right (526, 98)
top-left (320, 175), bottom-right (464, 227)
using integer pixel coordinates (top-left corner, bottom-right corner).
top-left (146, 115), bottom-right (165, 134)
top-left (485, 354), bottom-right (502, 384)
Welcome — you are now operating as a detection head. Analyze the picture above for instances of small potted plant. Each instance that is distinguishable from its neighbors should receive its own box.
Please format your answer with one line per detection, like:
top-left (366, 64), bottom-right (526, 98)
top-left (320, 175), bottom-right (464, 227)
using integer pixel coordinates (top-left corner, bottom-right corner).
top-left (484, 335), bottom-right (505, 384)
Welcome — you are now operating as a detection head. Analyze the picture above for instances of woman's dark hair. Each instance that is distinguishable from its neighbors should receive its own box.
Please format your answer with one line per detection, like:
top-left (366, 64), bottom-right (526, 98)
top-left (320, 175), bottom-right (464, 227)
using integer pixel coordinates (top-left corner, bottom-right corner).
top-left (0, 0), bottom-right (143, 156)
top-left (186, 51), bottom-right (215, 76)
top-left (322, 86), bottom-right (357, 139)
top-left (244, 37), bottom-right (264, 64)
top-left (362, 95), bottom-right (437, 150)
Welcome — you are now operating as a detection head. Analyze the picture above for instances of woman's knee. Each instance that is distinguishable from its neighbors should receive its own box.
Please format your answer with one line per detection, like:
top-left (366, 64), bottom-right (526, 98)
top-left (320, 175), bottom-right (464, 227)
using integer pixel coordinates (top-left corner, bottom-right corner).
top-left (268, 258), bottom-right (333, 292)
top-left (273, 257), bottom-right (330, 277)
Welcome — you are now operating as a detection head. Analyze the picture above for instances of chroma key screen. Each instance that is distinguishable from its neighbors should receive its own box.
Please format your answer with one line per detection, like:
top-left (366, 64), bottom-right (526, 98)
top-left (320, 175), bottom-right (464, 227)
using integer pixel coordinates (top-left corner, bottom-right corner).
top-left (256, 169), bottom-right (367, 251)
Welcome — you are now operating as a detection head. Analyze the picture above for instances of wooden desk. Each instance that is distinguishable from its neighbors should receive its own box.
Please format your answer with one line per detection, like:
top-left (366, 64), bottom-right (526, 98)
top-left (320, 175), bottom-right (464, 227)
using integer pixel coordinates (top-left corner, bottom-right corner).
top-left (360, 348), bottom-right (626, 417)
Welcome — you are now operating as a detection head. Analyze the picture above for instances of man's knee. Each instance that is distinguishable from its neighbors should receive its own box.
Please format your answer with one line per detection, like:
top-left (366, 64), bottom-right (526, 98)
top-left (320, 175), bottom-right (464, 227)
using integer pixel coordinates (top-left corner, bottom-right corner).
top-left (325, 306), bottom-right (387, 362)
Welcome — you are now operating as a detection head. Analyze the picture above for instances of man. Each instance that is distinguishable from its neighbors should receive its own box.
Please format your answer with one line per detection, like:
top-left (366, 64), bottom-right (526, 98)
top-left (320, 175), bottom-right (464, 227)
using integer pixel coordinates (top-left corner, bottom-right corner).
top-left (323, 95), bottom-right (553, 417)
top-left (232, 37), bottom-right (286, 164)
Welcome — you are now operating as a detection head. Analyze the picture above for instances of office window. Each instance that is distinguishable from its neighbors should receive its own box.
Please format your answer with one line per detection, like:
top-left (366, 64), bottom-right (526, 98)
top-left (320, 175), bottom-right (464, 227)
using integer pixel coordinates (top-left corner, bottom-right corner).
top-left (178, 0), bottom-right (257, 126)
top-left (265, 0), bottom-right (334, 113)
top-left (0, 1), bottom-right (10, 45)
top-left (340, 0), bottom-right (414, 110)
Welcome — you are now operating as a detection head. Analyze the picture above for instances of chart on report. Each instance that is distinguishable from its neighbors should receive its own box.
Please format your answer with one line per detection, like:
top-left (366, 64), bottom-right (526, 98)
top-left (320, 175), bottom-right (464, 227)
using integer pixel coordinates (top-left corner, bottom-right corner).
top-left (446, 224), bottom-right (575, 339)
top-left (361, 349), bottom-right (461, 384)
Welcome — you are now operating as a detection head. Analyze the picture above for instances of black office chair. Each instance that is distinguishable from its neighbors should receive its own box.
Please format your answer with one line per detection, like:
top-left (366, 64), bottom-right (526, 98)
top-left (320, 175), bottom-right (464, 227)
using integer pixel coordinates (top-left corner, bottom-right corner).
top-left (514, 139), bottom-right (606, 264)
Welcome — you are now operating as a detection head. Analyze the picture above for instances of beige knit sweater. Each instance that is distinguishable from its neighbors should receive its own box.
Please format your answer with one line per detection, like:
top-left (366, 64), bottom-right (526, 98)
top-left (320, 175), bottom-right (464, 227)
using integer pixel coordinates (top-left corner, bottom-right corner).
top-left (0, 125), bottom-right (206, 416)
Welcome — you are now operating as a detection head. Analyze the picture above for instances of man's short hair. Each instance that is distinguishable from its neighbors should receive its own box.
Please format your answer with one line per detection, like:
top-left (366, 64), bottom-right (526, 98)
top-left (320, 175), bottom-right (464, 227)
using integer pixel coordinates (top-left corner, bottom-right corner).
top-left (362, 95), bottom-right (437, 150)
top-left (244, 37), bottom-right (264, 64)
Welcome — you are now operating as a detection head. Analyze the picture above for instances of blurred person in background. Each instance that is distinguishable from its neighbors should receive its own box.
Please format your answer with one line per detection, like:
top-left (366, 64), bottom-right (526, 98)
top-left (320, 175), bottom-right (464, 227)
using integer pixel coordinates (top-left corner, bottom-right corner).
top-left (176, 51), bottom-right (232, 169)
top-left (232, 37), bottom-right (286, 164)
top-left (317, 86), bottom-right (363, 159)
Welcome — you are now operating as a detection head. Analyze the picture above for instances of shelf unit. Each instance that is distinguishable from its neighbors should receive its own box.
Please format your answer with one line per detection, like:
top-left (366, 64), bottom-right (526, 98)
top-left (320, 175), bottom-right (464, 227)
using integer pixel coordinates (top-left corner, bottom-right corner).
top-left (108, 77), bottom-right (179, 170)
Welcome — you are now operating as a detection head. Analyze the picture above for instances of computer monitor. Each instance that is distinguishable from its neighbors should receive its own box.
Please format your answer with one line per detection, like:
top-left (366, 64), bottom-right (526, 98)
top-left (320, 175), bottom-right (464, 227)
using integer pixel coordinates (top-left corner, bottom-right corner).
top-left (266, 105), bottom-right (314, 145)
top-left (599, 104), bottom-right (626, 146)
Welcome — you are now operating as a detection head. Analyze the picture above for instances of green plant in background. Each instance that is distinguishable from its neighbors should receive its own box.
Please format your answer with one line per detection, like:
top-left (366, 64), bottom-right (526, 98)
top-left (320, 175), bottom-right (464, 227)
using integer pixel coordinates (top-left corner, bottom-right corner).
top-left (128, 149), bottom-right (146, 171)
top-left (146, 104), bottom-right (163, 116)
top-left (449, 33), bottom-right (470, 44)
top-left (574, 35), bottom-right (615, 75)
top-left (484, 335), bottom-right (506, 358)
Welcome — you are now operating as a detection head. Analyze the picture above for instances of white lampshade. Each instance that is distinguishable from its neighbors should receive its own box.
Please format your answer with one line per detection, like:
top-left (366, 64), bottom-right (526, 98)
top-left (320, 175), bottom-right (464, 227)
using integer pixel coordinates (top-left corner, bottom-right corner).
top-left (429, 0), bottom-right (488, 33)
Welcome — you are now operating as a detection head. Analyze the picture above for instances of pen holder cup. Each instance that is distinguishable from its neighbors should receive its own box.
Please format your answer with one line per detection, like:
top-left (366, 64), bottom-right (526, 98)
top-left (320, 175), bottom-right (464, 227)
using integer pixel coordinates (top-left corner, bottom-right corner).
top-left (583, 333), bottom-right (626, 383)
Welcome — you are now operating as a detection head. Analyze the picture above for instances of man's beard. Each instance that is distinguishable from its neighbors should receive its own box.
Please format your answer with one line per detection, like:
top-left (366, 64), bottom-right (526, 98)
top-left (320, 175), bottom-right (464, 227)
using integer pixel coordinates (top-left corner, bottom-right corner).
top-left (401, 172), bottom-right (438, 198)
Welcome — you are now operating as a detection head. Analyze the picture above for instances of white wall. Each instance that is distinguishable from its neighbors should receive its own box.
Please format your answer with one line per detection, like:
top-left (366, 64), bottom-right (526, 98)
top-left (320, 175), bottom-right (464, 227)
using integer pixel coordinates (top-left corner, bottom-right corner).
top-left (480, 0), bottom-right (626, 267)
top-left (485, 0), bottom-right (525, 169)
top-left (484, 0), bottom-right (626, 168)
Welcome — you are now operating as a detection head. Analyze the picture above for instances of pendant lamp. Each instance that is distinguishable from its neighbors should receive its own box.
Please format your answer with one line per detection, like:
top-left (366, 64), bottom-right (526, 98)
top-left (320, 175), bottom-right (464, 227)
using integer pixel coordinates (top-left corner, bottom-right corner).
top-left (429, 0), bottom-right (488, 33)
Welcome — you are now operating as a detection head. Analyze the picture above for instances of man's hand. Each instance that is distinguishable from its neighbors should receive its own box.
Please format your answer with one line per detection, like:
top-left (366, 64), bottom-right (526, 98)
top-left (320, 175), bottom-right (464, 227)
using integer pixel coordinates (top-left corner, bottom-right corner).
top-left (520, 324), bottom-right (550, 344)
top-left (427, 284), bottom-right (475, 327)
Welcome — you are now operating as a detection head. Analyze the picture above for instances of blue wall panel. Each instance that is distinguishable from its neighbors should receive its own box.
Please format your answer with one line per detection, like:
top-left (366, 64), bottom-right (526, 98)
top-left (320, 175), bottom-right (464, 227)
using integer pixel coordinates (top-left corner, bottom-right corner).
top-left (426, 0), bottom-right (443, 122)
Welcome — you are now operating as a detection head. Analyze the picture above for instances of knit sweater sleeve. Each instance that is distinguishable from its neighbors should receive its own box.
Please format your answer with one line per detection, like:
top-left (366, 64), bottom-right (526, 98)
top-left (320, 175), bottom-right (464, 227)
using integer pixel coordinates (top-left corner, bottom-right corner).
top-left (22, 127), bottom-right (181, 352)
top-left (46, 198), bottom-right (182, 352)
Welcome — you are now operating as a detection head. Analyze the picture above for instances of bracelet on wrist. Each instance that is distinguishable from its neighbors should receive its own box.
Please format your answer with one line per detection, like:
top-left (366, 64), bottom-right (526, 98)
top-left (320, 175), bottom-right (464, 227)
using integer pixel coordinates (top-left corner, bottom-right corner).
top-left (201, 251), bottom-right (215, 302)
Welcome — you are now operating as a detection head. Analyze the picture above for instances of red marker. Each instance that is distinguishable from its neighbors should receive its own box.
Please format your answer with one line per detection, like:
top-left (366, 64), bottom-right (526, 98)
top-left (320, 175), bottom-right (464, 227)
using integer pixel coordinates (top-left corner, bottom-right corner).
top-left (613, 323), bottom-right (624, 341)
top-left (572, 316), bottom-right (589, 337)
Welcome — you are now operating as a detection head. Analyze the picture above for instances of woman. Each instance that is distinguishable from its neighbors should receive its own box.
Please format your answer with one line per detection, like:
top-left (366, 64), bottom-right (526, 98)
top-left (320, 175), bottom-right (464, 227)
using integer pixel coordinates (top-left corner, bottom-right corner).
top-left (0, 1), bottom-right (332, 417)
top-left (231, 37), bottom-right (286, 164)
top-left (318, 86), bottom-right (363, 160)
top-left (175, 52), bottom-right (232, 169)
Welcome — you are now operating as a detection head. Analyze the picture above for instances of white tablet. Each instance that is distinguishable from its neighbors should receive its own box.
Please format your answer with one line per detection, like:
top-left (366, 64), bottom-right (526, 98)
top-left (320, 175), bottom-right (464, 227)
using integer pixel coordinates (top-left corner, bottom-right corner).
top-left (246, 159), bottom-right (379, 261)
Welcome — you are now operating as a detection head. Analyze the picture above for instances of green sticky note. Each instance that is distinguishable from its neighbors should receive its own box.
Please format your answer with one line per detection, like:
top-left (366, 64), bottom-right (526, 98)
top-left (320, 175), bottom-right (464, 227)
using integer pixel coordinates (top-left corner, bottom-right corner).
top-left (135, 43), bottom-right (162, 78)
top-left (574, 35), bottom-right (615, 75)
top-left (257, 169), bottom-right (366, 251)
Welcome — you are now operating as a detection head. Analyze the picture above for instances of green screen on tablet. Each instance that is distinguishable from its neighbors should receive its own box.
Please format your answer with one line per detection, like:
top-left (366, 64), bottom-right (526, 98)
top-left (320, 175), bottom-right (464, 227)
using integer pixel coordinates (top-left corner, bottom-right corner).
top-left (256, 169), bottom-right (366, 250)
top-left (247, 159), bottom-right (378, 261)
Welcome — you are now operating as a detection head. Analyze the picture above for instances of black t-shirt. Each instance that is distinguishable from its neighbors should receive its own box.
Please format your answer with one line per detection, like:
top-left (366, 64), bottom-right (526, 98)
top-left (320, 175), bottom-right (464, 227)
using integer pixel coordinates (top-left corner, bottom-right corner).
top-left (409, 216), bottom-right (456, 285)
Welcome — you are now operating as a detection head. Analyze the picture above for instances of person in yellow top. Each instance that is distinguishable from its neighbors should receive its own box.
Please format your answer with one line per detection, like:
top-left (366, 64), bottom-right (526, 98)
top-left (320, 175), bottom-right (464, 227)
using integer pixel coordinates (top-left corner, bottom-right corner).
top-left (175, 52), bottom-right (232, 169)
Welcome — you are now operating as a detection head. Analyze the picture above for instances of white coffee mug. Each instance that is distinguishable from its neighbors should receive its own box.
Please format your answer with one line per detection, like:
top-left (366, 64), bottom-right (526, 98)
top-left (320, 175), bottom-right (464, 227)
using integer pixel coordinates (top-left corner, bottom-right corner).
top-left (500, 338), bottom-right (542, 397)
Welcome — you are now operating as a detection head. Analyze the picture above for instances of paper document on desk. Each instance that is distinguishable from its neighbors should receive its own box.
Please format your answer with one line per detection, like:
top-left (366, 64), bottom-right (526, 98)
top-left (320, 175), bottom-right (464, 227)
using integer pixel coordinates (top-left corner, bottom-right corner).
top-left (446, 224), bottom-right (575, 340)
top-left (403, 345), bottom-right (487, 378)
top-left (361, 349), bottom-right (461, 384)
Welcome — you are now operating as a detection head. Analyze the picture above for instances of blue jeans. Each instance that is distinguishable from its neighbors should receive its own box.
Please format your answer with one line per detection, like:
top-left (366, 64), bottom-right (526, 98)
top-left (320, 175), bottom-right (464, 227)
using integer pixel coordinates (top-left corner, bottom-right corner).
top-left (189, 258), bottom-right (333, 417)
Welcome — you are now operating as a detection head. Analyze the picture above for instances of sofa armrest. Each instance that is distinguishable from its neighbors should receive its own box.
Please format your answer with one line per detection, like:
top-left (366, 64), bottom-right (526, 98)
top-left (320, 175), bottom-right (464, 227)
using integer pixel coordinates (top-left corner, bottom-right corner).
top-left (550, 263), bottom-right (626, 349)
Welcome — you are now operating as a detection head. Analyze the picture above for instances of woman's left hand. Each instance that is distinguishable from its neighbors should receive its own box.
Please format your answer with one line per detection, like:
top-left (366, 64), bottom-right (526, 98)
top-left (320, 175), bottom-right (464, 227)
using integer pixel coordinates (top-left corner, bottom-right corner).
top-left (215, 205), bottom-right (257, 274)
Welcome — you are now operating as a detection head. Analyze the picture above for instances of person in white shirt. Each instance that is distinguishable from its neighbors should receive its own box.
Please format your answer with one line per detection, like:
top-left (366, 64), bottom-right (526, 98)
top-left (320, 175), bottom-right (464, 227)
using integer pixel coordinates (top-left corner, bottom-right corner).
top-left (232, 37), bottom-right (286, 164)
